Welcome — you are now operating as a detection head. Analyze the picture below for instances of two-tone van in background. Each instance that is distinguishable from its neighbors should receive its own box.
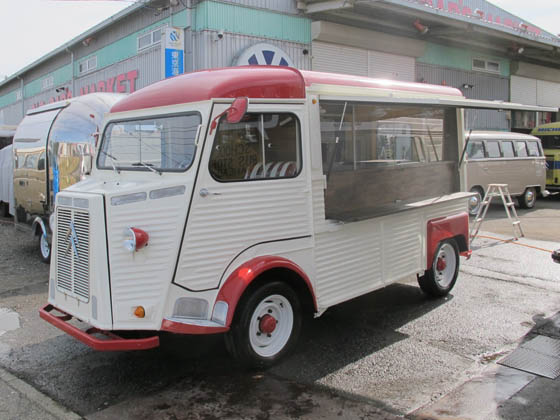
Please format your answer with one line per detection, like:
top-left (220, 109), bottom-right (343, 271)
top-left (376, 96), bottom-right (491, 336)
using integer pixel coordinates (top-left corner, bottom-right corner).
top-left (465, 131), bottom-right (547, 216)
top-left (532, 122), bottom-right (560, 191)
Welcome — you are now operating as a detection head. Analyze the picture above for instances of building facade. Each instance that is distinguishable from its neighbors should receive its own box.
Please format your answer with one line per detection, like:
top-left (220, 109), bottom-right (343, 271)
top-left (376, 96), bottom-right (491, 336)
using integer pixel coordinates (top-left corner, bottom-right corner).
top-left (0, 0), bottom-right (559, 131)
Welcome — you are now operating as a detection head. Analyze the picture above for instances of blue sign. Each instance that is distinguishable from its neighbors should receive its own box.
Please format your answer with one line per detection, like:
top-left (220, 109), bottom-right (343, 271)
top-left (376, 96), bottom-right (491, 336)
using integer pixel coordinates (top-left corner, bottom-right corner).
top-left (165, 48), bottom-right (184, 78)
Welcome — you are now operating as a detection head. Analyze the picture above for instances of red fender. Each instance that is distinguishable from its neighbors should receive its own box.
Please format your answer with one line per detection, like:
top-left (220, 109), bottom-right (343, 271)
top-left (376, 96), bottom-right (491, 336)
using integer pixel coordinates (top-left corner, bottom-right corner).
top-left (215, 256), bottom-right (317, 327)
top-left (426, 212), bottom-right (470, 268)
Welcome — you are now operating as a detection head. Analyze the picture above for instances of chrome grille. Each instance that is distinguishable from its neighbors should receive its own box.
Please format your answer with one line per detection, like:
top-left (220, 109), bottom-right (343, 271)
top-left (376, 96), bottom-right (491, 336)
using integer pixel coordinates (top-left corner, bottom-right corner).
top-left (56, 206), bottom-right (90, 302)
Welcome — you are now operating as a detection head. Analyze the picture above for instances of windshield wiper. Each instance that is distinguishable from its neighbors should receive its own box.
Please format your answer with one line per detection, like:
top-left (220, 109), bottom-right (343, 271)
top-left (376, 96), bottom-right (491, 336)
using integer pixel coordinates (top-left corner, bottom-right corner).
top-left (100, 150), bottom-right (120, 175)
top-left (132, 161), bottom-right (162, 175)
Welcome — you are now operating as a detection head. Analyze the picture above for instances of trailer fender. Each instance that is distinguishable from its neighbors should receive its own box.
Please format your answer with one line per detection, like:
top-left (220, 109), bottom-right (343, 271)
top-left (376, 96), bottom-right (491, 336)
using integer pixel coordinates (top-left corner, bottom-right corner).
top-left (214, 256), bottom-right (317, 328)
top-left (426, 212), bottom-right (470, 269)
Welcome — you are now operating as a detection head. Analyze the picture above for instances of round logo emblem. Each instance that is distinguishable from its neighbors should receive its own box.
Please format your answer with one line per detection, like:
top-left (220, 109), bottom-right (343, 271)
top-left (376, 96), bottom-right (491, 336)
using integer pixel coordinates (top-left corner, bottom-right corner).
top-left (233, 43), bottom-right (295, 67)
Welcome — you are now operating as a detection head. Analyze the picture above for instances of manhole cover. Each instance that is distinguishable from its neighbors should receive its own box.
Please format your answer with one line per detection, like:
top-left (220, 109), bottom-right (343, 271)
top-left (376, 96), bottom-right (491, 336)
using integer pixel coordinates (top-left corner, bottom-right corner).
top-left (498, 335), bottom-right (560, 379)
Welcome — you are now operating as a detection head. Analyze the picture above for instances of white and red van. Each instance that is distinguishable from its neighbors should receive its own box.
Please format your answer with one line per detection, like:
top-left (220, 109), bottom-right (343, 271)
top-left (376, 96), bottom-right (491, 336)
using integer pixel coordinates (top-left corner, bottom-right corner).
top-left (41, 66), bottom-right (550, 367)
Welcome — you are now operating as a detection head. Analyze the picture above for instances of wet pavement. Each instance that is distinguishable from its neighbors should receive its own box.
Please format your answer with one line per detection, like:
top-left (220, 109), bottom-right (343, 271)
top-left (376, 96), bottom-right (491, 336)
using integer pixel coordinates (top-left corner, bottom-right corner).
top-left (0, 213), bottom-right (560, 419)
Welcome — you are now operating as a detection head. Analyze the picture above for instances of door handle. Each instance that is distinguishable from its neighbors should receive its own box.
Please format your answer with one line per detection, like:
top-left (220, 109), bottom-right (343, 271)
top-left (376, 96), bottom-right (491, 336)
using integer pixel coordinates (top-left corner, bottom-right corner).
top-left (199, 188), bottom-right (222, 197)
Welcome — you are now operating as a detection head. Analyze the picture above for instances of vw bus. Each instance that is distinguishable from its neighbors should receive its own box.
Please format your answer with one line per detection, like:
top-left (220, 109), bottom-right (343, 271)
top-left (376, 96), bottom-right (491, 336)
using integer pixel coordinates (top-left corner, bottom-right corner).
top-left (40, 67), bottom-right (554, 367)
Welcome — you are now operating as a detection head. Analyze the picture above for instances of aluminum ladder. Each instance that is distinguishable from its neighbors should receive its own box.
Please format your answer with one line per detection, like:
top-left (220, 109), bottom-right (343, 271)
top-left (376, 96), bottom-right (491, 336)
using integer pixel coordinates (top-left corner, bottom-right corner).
top-left (470, 184), bottom-right (524, 240)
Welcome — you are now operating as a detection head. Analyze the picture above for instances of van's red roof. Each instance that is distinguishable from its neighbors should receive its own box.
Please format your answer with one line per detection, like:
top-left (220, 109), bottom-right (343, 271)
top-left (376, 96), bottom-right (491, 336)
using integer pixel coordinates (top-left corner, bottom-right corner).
top-left (111, 66), bottom-right (463, 113)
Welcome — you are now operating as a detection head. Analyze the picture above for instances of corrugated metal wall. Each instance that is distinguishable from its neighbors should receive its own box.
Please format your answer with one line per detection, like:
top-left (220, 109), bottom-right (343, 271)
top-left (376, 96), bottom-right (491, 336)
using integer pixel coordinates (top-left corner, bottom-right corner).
top-left (193, 31), bottom-right (311, 70)
top-left (207, 0), bottom-right (300, 14)
top-left (417, 63), bottom-right (510, 130)
top-left (0, 102), bottom-right (23, 125)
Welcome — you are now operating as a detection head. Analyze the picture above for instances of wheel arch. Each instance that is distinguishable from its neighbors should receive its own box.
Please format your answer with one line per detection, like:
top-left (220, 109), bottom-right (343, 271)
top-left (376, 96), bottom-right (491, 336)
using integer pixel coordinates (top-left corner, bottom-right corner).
top-left (31, 216), bottom-right (48, 237)
top-left (215, 256), bottom-right (317, 328)
top-left (426, 212), bottom-right (470, 268)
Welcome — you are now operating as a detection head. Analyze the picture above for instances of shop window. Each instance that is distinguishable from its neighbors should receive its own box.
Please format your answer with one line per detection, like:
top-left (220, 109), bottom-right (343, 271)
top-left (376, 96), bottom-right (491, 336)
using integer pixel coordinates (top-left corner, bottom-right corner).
top-left (137, 28), bottom-right (162, 51)
top-left (472, 58), bottom-right (501, 74)
top-left (527, 141), bottom-right (540, 157)
top-left (210, 113), bottom-right (301, 182)
top-left (466, 141), bottom-right (484, 159)
top-left (515, 141), bottom-right (528, 157)
top-left (320, 101), bottom-right (459, 220)
top-left (501, 141), bottom-right (515, 158)
top-left (78, 56), bottom-right (97, 74)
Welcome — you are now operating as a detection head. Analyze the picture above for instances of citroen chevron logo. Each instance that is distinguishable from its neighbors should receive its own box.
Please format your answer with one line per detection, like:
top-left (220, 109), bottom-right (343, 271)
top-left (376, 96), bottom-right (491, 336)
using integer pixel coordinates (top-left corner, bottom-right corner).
top-left (65, 221), bottom-right (80, 260)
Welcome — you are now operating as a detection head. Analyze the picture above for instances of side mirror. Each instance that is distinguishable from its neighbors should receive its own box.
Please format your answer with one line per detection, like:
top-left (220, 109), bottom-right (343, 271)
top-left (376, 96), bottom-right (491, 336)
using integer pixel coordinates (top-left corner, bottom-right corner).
top-left (226, 97), bottom-right (249, 124)
top-left (83, 155), bottom-right (93, 175)
top-left (210, 97), bottom-right (249, 135)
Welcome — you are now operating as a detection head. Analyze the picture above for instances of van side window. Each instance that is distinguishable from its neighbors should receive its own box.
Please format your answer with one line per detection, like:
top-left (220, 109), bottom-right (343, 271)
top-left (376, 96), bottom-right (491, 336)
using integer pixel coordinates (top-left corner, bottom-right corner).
top-left (527, 141), bottom-right (540, 157)
top-left (210, 113), bottom-right (301, 182)
top-left (515, 141), bottom-right (528, 157)
top-left (485, 141), bottom-right (501, 158)
top-left (501, 141), bottom-right (515, 158)
top-left (466, 141), bottom-right (484, 159)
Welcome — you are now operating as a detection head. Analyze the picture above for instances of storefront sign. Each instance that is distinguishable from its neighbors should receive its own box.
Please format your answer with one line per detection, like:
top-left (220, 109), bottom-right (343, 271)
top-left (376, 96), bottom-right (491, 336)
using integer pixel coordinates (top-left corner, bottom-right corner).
top-left (413, 0), bottom-right (542, 36)
top-left (31, 70), bottom-right (139, 109)
top-left (234, 43), bottom-right (295, 67)
top-left (162, 27), bottom-right (184, 78)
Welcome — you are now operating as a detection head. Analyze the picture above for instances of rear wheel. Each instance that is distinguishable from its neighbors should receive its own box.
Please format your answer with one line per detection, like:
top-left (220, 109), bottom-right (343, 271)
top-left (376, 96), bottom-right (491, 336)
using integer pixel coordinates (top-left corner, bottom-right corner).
top-left (518, 187), bottom-right (537, 209)
top-left (225, 281), bottom-right (302, 368)
top-left (418, 239), bottom-right (459, 297)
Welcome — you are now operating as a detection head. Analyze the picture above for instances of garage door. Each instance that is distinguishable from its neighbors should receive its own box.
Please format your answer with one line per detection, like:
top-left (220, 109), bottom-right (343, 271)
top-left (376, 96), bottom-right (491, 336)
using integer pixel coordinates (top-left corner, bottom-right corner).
top-left (312, 41), bottom-right (415, 82)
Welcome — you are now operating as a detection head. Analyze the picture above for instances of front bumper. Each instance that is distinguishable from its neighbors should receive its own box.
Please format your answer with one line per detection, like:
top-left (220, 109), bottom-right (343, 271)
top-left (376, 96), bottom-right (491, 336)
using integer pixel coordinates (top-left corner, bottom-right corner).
top-left (40, 304), bottom-right (160, 351)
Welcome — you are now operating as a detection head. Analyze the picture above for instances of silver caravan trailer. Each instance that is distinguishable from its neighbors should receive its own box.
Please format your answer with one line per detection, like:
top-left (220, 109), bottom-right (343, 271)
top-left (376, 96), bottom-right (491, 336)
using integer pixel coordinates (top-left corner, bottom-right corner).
top-left (0, 125), bottom-right (16, 217)
top-left (12, 93), bottom-right (125, 262)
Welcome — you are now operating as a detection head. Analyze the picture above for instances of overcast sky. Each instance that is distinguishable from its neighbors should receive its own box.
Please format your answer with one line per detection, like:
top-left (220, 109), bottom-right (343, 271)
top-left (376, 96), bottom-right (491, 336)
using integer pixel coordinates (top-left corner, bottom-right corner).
top-left (0, 0), bottom-right (558, 80)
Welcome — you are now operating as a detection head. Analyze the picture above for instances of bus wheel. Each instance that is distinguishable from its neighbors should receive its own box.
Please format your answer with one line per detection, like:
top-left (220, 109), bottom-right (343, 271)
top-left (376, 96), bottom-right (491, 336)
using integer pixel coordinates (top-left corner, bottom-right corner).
top-left (39, 232), bottom-right (51, 263)
top-left (468, 187), bottom-right (483, 216)
top-left (418, 239), bottom-right (459, 297)
top-left (225, 281), bottom-right (302, 368)
top-left (518, 187), bottom-right (536, 209)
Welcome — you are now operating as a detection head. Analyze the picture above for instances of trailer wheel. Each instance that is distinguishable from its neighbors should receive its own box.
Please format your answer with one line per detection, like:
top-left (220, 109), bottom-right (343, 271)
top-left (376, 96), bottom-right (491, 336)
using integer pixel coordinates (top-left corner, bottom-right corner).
top-left (518, 187), bottom-right (536, 209)
top-left (418, 239), bottom-right (459, 297)
top-left (39, 232), bottom-right (51, 263)
top-left (225, 281), bottom-right (301, 368)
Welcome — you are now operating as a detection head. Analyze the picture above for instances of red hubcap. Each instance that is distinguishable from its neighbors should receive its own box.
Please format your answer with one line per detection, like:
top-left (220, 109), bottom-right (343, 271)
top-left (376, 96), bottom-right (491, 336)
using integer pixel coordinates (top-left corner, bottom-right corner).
top-left (436, 256), bottom-right (447, 271)
top-left (259, 314), bottom-right (277, 334)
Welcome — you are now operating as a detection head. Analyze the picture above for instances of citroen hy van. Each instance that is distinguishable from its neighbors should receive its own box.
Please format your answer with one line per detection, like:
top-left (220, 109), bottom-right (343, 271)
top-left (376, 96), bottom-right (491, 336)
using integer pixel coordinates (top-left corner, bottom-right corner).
top-left (40, 67), bottom-right (556, 367)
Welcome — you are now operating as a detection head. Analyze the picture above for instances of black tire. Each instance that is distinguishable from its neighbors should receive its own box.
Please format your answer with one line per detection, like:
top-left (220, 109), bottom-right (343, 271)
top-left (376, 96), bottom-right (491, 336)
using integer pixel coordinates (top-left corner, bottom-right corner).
top-left (518, 187), bottom-right (537, 209)
top-left (468, 187), bottom-right (484, 216)
top-left (418, 239), bottom-right (459, 297)
top-left (225, 281), bottom-right (302, 368)
top-left (39, 232), bottom-right (51, 264)
top-left (0, 202), bottom-right (9, 218)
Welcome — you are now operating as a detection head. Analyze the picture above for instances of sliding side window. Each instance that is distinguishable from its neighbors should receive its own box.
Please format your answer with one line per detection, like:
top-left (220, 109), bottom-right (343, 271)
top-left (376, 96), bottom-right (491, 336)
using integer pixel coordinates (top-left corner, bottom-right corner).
top-left (319, 101), bottom-right (459, 220)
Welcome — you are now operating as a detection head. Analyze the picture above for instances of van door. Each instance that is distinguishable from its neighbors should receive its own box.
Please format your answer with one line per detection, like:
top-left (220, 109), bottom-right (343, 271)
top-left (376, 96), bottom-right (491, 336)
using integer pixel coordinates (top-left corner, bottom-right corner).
top-left (174, 103), bottom-right (312, 292)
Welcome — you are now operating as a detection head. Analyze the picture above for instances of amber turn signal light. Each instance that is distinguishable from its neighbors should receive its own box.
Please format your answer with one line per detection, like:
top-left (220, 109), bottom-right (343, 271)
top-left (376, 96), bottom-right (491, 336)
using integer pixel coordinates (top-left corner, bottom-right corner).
top-left (134, 306), bottom-right (146, 318)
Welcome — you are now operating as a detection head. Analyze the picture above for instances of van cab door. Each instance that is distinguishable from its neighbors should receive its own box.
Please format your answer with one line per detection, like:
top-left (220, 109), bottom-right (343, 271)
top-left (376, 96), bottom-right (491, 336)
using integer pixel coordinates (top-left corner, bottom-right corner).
top-left (174, 103), bottom-right (312, 292)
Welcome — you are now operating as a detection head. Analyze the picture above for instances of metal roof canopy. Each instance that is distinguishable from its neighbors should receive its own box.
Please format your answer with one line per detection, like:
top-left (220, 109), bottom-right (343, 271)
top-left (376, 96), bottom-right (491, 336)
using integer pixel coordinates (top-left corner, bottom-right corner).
top-left (302, 0), bottom-right (560, 69)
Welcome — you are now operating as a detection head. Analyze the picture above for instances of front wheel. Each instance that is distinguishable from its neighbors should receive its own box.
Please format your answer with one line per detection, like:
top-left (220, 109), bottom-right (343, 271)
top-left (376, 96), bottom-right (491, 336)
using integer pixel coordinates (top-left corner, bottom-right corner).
top-left (418, 239), bottom-right (459, 297)
top-left (518, 187), bottom-right (537, 209)
top-left (468, 187), bottom-right (484, 216)
top-left (225, 282), bottom-right (302, 368)
top-left (39, 233), bottom-right (51, 263)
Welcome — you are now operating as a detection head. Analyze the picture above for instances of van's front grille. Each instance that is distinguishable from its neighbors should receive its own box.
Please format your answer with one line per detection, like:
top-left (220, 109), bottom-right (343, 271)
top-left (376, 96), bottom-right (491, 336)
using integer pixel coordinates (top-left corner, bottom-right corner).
top-left (56, 206), bottom-right (90, 302)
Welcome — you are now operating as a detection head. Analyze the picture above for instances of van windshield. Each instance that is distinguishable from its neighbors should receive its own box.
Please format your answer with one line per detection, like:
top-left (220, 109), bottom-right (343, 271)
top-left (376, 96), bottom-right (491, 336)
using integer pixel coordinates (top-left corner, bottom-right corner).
top-left (98, 113), bottom-right (201, 172)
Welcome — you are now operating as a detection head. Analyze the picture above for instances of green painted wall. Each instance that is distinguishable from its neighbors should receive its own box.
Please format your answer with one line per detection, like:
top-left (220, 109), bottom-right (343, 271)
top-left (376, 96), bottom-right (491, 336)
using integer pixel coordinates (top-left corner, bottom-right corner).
top-left (418, 43), bottom-right (510, 77)
top-left (0, 90), bottom-right (18, 108)
top-left (195, 1), bottom-right (311, 44)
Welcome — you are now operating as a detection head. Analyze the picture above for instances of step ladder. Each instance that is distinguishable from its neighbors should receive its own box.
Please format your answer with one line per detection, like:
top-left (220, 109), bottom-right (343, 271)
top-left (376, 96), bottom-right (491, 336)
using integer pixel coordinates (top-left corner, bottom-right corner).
top-left (470, 184), bottom-right (524, 241)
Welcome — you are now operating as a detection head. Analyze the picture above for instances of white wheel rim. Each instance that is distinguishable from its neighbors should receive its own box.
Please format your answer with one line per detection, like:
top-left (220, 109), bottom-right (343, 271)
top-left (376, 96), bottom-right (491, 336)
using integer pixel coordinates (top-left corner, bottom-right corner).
top-left (468, 194), bottom-right (480, 215)
top-left (525, 189), bottom-right (535, 206)
top-left (433, 243), bottom-right (456, 289)
top-left (40, 235), bottom-right (50, 259)
top-left (249, 294), bottom-right (293, 358)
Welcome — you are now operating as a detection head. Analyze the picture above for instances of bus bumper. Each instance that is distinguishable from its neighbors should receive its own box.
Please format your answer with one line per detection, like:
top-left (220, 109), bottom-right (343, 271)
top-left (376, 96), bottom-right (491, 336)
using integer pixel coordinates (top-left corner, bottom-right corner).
top-left (40, 304), bottom-right (160, 351)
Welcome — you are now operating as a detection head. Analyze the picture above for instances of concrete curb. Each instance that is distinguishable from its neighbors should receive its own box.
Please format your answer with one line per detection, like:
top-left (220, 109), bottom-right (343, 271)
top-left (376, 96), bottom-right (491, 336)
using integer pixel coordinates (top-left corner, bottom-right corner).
top-left (0, 366), bottom-right (82, 420)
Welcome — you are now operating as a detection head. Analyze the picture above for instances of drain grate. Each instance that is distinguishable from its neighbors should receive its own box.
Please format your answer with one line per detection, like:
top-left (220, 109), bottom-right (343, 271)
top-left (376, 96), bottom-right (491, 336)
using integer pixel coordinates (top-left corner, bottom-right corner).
top-left (498, 335), bottom-right (560, 379)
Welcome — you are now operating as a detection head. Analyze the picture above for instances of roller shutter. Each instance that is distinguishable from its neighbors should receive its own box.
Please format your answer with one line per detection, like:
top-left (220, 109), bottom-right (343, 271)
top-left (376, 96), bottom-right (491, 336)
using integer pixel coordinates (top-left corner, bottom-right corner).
top-left (312, 41), bottom-right (415, 82)
top-left (511, 76), bottom-right (537, 105)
